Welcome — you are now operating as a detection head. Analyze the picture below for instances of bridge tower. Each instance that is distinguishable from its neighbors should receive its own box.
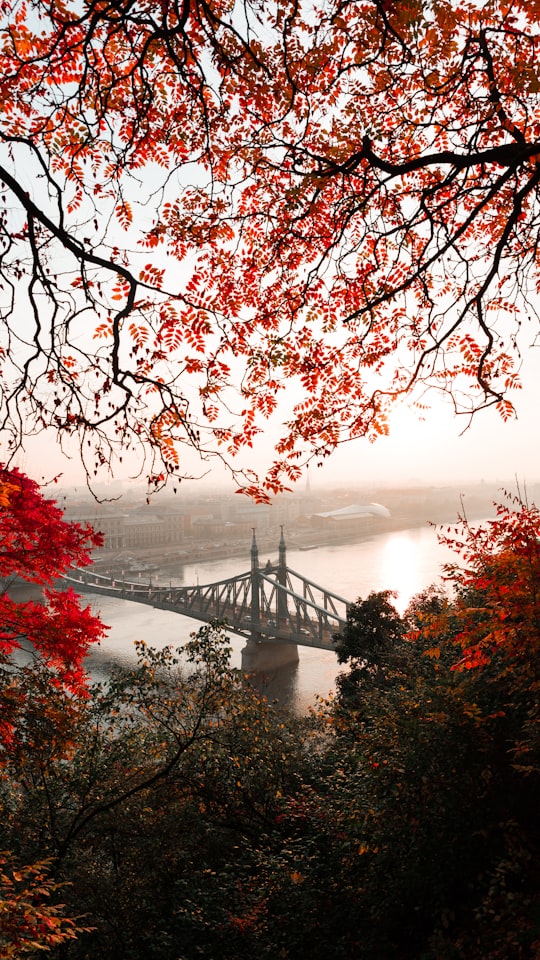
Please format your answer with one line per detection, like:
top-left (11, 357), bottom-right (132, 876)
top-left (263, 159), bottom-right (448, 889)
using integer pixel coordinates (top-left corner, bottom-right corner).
top-left (250, 528), bottom-right (260, 625)
top-left (240, 528), bottom-right (300, 672)
top-left (277, 525), bottom-right (288, 626)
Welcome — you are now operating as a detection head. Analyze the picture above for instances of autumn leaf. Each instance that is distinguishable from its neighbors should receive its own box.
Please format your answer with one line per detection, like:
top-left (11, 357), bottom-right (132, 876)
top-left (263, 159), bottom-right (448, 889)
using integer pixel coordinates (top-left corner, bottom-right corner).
top-left (116, 202), bottom-right (133, 230)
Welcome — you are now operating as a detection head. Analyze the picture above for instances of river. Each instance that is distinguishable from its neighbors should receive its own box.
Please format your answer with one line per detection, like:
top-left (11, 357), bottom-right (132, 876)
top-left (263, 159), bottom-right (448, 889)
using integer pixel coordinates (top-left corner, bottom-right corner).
top-left (85, 522), bottom-right (468, 713)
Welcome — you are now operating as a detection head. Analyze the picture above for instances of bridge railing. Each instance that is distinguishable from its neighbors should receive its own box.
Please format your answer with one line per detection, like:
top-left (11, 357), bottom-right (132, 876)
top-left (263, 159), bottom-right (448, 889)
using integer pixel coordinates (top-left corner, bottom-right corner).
top-left (258, 573), bottom-right (346, 646)
top-left (285, 568), bottom-right (350, 619)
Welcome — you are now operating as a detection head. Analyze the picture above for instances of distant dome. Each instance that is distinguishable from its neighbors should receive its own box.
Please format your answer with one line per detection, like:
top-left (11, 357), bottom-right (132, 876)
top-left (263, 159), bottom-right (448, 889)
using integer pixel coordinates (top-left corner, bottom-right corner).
top-left (314, 502), bottom-right (390, 521)
top-left (367, 502), bottom-right (391, 518)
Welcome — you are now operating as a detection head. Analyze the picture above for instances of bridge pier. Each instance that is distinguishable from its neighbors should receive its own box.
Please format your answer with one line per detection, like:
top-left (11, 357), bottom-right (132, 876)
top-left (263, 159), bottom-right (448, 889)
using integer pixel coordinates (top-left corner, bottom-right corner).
top-left (241, 639), bottom-right (300, 672)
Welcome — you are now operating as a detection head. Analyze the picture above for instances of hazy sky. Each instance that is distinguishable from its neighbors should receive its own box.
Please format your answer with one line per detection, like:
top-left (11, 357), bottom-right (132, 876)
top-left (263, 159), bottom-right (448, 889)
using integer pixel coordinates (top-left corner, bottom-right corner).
top-left (316, 396), bottom-right (538, 489)
top-left (317, 351), bottom-right (540, 489)
top-left (14, 339), bottom-right (539, 495)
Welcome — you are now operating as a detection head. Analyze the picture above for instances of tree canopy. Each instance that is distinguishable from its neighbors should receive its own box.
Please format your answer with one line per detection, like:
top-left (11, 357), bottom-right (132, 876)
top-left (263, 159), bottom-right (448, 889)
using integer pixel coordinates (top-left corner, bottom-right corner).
top-left (1, 0), bottom-right (539, 496)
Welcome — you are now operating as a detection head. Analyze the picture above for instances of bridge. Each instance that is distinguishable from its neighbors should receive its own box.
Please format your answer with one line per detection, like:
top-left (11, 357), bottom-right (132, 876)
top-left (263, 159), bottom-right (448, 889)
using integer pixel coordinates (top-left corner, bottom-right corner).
top-left (64, 529), bottom-right (350, 670)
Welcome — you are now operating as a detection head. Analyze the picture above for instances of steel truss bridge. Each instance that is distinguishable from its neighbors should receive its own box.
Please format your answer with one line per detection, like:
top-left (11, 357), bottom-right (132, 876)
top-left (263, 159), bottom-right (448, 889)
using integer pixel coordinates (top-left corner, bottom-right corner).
top-left (64, 530), bottom-right (350, 654)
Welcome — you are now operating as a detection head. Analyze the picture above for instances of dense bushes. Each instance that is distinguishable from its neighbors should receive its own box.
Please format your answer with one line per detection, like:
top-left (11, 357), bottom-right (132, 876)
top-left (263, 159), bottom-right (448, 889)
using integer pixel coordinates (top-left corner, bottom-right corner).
top-left (1, 499), bottom-right (539, 959)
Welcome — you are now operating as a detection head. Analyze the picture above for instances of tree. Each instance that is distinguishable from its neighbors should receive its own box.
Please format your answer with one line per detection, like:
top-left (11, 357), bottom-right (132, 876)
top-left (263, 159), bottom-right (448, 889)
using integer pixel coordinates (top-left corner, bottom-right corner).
top-left (0, 624), bottom-right (312, 960)
top-left (435, 494), bottom-right (540, 671)
top-left (0, 853), bottom-right (88, 958)
top-left (312, 504), bottom-right (540, 958)
top-left (333, 589), bottom-right (406, 705)
top-left (0, 1), bottom-right (539, 497)
top-left (0, 465), bottom-right (105, 693)
top-left (424, 494), bottom-right (540, 782)
top-left (1, 510), bottom-right (539, 959)
top-left (0, 465), bottom-right (105, 955)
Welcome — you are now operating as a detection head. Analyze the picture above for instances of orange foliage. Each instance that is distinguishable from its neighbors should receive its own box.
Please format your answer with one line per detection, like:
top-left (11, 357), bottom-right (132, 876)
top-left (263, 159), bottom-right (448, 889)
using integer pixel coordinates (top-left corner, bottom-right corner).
top-left (0, 853), bottom-right (88, 957)
top-left (0, 1), bottom-right (539, 495)
top-left (430, 496), bottom-right (540, 674)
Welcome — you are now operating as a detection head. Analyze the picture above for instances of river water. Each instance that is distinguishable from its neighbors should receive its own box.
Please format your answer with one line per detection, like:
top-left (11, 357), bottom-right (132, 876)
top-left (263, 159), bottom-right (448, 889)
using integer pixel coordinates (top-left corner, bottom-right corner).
top-left (85, 522), bottom-right (467, 713)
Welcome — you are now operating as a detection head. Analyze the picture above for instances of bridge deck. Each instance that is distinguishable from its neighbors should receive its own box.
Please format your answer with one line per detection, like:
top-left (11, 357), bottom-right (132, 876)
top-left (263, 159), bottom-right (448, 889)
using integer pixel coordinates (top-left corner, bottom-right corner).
top-left (65, 561), bottom-right (349, 653)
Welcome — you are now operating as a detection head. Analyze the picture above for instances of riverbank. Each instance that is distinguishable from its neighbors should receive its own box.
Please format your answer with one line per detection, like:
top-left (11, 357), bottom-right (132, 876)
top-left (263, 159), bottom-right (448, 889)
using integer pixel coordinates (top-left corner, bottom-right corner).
top-left (92, 504), bottom-right (493, 579)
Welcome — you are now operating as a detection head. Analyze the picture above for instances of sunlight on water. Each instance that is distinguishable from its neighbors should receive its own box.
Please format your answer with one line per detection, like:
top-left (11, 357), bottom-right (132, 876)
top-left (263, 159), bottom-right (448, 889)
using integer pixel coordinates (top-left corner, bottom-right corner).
top-left (377, 529), bottom-right (456, 612)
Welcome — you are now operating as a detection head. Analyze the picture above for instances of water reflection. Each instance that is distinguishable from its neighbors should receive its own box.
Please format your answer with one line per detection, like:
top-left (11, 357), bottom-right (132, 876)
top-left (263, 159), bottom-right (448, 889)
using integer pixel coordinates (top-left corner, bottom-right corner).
top-left (377, 529), bottom-right (454, 612)
top-left (247, 662), bottom-right (300, 714)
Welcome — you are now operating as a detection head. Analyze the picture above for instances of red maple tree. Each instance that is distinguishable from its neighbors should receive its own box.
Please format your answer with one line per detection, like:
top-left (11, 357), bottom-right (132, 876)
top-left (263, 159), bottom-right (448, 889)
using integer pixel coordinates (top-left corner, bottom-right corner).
top-left (0, 466), bottom-right (105, 689)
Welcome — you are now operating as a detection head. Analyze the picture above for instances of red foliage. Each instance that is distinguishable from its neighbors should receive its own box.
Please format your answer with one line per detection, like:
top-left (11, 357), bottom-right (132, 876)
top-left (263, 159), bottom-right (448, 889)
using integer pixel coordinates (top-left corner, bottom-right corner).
top-left (0, 466), bottom-right (107, 688)
top-left (436, 497), bottom-right (540, 672)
